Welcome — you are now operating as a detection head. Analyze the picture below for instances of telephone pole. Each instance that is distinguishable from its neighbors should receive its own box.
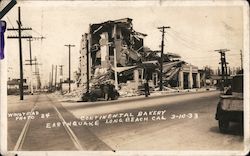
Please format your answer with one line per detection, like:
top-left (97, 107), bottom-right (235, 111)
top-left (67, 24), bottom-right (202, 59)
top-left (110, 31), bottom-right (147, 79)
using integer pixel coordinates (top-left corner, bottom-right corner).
top-left (215, 49), bottom-right (230, 91)
top-left (158, 26), bottom-right (170, 91)
top-left (25, 38), bottom-right (34, 94)
top-left (7, 7), bottom-right (32, 100)
top-left (51, 64), bottom-right (54, 91)
top-left (240, 49), bottom-right (243, 70)
top-left (27, 39), bottom-right (33, 64)
top-left (86, 34), bottom-right (90, 93)
top-left (64, 44), bottom-right (75, 93)
top-left (113, 24), bottom-right (119, 90)
top-left (54, 65), bottom-right (57, 89)
top-left (59, 65), bottom-right (64, 94)
top-left (24, 36), bottom-right (45, 94)
top-left (49, 72), bottom-right (51, 91)
top-left (33, 57), bottom-right (42, 90)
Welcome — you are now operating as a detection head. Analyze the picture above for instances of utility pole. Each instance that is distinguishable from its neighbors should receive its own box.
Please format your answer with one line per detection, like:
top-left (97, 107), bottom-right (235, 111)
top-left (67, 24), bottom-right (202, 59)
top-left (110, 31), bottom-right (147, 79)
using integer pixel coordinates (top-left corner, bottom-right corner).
top-left (240, 49), bottom-right (243, 71)
top-left (7, 7), bottom-right (32, 100)
top-left (25, 38), bottom-right (34, 95)
top-left (49, 72), bottom-right (51, 91)
top-left (27, 39), bottom-right (33, 64)
top-left (215, 49), bottom-right (230, 91)
top-left (86, 34), bottom-right (90, 93)
top-left (64, 44), bottom-right (75, 93)
top-left (24, 36), bottom-right (45, 93)
top-left (59, 65), bottom-right (64, 94)
top-left (54, 65), bottom-right (57, 89)
top-left (33, 57), bottom-right (42, 91)
top-left (51, 64), bottom-right (54, 91)
top-left (158, 26), bottom-right (170, 91)
top-left (113, 24), bottom-right (118, 90)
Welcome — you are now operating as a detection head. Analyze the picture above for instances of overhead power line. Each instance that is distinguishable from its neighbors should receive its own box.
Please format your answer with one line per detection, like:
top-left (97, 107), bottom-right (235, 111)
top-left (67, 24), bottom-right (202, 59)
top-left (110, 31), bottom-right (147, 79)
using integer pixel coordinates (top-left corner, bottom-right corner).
top-left (7, 7), bottom-right (32, 100)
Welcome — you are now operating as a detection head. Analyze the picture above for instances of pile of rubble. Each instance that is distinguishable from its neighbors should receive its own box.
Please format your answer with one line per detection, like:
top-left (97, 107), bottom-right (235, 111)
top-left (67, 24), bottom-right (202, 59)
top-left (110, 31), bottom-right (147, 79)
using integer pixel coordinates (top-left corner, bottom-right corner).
top-left (119, 82), bottom-right (140, 97)
top-left (62, 85), bottom-right (86, 99)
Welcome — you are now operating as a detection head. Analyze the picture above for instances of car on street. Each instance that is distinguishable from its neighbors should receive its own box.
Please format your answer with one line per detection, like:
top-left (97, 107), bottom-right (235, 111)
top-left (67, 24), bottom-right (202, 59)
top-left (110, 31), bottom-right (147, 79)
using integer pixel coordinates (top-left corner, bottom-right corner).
top-left (80, 84), bottom-right (119, 102)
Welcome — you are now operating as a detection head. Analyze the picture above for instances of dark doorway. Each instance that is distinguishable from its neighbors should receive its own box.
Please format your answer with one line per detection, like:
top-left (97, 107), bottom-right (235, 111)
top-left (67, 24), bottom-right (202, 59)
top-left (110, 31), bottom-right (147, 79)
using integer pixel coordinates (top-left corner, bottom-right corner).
top-left (184, 72), bottom-right (189, 89)
top-left (192, 73), bottom-right (197, 88)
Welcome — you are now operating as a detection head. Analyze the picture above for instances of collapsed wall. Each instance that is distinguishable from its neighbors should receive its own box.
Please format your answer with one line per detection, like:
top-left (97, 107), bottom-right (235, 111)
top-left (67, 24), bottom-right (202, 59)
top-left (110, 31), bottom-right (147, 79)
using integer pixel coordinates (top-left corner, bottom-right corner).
top-left (78, 18), bottom-right (146, 86)
top-left (77, 18), bottom-right (201, 96)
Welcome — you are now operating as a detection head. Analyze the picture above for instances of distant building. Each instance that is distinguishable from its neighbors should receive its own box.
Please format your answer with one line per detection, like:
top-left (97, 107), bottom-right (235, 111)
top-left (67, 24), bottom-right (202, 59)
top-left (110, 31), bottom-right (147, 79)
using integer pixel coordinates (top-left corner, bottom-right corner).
top-left (7, 78), bottom-right (28, 95)
top-left (178, 64), bottom-right (201, 89)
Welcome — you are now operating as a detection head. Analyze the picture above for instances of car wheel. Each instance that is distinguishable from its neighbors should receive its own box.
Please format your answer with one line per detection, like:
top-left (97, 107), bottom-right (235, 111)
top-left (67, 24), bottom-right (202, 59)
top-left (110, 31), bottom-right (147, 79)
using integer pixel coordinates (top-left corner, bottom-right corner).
top-left (219, 120), bottom-right (229, 133)
top-left (111, 94), bottom-right (118, 100)
top-left (90, 95), bottom-right (97, 102)
top-left (81, 97), bottom-right (88, 102)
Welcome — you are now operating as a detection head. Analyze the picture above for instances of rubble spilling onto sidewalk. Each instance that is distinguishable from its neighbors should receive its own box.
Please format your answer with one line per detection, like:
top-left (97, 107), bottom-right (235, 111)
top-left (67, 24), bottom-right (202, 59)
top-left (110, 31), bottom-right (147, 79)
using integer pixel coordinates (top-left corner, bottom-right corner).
top-left (119, 82), bottom-right (140, 97)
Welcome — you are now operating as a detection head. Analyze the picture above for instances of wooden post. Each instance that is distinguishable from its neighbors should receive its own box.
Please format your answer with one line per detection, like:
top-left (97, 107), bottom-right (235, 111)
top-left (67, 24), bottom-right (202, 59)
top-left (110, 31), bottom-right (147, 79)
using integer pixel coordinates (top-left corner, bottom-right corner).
top-left (17, 7), bottom-right (24, 100)
top-left (113, 24), bottom-right (118, 90)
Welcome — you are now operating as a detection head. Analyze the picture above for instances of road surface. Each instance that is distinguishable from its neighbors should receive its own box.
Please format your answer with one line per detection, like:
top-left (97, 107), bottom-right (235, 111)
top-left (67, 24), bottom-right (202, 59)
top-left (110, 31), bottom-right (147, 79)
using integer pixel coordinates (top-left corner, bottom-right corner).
top-left (7, 91), bottom-right (244, 151)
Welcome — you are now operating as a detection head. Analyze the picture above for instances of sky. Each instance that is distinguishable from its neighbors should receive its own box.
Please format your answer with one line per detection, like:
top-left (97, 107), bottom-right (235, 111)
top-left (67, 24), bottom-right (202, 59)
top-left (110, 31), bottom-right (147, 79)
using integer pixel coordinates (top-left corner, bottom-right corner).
top-left (3, 1), bottom-right (244, 86)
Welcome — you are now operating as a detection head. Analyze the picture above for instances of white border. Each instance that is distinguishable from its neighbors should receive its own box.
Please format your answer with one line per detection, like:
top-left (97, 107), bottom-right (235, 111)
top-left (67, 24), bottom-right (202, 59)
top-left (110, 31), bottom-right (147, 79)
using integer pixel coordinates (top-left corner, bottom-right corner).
top-left (1, 0), bottom-right (249, 156)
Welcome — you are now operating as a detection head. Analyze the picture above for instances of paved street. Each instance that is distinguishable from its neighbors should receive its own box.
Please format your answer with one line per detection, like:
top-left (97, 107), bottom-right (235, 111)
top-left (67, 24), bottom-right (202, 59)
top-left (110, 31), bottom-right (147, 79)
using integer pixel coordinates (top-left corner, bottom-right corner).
top-left (8, 91), bottom-right (244, 151)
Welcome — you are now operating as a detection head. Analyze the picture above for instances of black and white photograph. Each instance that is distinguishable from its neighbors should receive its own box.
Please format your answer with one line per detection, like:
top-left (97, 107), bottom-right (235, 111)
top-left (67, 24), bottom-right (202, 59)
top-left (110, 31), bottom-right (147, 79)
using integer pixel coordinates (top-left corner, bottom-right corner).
top-left (0, 0), bottom-right (249, 155)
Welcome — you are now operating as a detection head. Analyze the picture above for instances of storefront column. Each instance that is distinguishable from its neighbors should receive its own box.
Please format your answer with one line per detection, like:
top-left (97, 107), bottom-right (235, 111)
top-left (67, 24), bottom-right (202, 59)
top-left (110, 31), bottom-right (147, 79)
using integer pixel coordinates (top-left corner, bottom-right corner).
top-left (178, 70), bottom-right (183, 89)
top-left (188, 66), bottom-right (193, 89)
top-left (196, 72), bottom-right (201, 88)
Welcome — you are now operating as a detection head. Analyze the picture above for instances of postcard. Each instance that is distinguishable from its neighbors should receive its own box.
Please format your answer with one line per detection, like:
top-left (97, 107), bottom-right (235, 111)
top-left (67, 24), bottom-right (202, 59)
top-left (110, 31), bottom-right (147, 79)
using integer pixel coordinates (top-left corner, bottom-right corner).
top-left (0, 0), bottom-right (249, 156)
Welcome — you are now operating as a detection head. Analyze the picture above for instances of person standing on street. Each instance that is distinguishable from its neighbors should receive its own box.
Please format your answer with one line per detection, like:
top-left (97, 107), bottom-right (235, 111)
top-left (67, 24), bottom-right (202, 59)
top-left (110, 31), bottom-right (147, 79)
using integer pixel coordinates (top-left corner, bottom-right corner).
top-left (144, 79), bottom-right (150, 97)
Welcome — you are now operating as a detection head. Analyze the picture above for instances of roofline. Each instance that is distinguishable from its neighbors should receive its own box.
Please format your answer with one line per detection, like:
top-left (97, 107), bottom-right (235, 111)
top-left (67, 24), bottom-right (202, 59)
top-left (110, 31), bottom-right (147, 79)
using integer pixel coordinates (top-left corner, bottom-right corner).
top-left (90, 18), bottom-right (133, 26)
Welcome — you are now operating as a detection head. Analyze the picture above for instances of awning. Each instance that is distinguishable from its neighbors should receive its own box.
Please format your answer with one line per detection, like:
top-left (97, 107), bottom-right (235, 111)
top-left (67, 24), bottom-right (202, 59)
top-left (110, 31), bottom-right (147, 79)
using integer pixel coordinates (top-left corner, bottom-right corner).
top-left (132, 30), bottom-right (147, 37)
top-left (111, 66), bottom-right (137, 73)
top-left (162, 61), bottom-right (183, 72)
top-left (140, 60), bottom-right (159, 69)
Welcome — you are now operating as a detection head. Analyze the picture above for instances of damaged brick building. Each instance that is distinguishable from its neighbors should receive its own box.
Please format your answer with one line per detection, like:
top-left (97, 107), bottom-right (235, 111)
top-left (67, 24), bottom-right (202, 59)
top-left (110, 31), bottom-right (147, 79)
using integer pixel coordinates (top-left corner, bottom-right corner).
top-left (78, 18), bottom-right (201, 94)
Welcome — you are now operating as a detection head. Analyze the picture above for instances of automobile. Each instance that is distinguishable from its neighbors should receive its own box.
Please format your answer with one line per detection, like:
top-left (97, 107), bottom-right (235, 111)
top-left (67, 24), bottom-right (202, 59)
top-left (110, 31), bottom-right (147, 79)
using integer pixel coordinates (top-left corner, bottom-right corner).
top-left (80, 84), bottom-right (119, 102)
top-left (215, 74), bottom-right (243, 133)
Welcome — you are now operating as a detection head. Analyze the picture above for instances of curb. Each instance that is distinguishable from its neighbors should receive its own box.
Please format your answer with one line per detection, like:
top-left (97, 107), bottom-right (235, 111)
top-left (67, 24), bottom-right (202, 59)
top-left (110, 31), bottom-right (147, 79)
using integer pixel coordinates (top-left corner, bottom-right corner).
top-left (75, 89), bottom-right (219, 106)
top-left (111, 90), bottom-right (218, 104)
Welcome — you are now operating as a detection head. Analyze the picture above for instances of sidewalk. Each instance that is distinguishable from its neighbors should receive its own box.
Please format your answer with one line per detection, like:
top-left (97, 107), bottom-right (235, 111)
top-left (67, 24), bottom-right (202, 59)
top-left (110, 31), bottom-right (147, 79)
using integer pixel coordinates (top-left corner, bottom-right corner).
top-left (104, 87), bottom-right (217, 104)
top-left (52, 87), bottom-right (218, 105)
